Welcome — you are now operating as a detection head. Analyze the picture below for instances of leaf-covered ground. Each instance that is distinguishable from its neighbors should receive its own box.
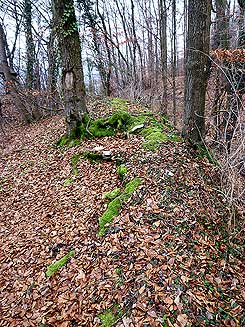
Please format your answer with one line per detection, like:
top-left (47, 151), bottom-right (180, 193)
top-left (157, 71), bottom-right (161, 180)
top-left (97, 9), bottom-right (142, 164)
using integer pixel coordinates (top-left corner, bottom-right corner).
top-left (0, 101), bottom-right (244, 327)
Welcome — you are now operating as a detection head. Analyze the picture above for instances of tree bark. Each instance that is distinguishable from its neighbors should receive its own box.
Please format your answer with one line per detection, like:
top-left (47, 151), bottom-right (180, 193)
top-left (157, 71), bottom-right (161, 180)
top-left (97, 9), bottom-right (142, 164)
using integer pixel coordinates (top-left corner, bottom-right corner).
top-left (212, 0), bottom-right (229, 49)
top-left (171, 0), bottom-right (177, 125)
top-left (182, 0), bottom-right (212, 145)
top-left (24, 0), bottom-right (36, 89)
top-left (52, 0), bottom-right (88, 137)
top-left (238, 0), bottom-right (245, 47)
top-left (159, 0), bottom-right (168, 114)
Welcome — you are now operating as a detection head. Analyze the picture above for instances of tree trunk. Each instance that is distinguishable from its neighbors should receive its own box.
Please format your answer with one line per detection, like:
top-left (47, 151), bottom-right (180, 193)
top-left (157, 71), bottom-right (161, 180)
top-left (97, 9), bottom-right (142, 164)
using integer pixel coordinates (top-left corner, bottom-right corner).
top-left (47, 24), bottom-right (59, 113)
top-left (182, 0), bottom-right (212, 145)
top-left (96, 0), bottom-right (112, 96)
top-left (171, 0), bottom-right (177, 126)
top-left (212, 0), bottom-right (230, 142)
top-left (238, 0), bottom-right (245, 47)
top-left (159, 0), bottom-right (168, 114)
top-left (212, 0), bottom-right (230, 49)
top-left (24, 0), bottom-right (36, 89)
top-left (52, 0), bottom-right (88, 137)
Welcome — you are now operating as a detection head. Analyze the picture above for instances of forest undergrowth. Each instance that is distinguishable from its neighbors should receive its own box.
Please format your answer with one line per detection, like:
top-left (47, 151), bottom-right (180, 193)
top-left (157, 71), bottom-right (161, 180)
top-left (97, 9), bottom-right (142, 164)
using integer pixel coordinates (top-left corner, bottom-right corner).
top-left (0, 99), bottom-right (244, 327)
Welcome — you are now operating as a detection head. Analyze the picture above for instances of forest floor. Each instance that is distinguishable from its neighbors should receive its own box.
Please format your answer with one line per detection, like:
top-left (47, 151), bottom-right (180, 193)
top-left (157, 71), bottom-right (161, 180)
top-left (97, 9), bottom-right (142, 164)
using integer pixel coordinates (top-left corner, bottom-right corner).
top-left (0, 99), bottom-right (244, 327)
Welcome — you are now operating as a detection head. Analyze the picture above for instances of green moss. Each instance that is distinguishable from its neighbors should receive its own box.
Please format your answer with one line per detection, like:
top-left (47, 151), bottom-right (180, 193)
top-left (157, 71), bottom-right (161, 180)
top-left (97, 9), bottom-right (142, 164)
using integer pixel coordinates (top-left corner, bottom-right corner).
top-left (64, 177), bottom-right (74, 186)
top-left (123, 177), bottom-right (141, 200)
top-left (88, 118), bottom-right (116, 138)
top-left (46, 250), bottom-right (75, 277)
top-left (82, 110), bottom-right (131, 139)
top-left (98, 197), bottom-right (121, 237)
top-left (56, 135), bottom-right (70, 147)
top-left (55, 101), bottom-right (179, 152)
top-left (109, 97), bottom-right (129, 111)
top-left (128, 114), bottom-right (147, 133)
top-left (141, 125), bottom-right (182, 150)
top-left (167, 132), bottom-right (182, 142)
top-left (71, 153), bottom-right (81, 175)
top-left (98, 177), bottom-right (141, 236)
top-left (141, 127), bottom-right (167, 150)
top-left (117, 164), bottom-right (127, 180)
top-left (104, 188), bottom-right (121, 200)
top-left (81, 151), bottom-right (103, 163)
top-left (196, 145), bottom-right (218, 165)
top-left (99, 310), bottom-right (116, 327)
top-left (99, 305), bottom-right (123, 327)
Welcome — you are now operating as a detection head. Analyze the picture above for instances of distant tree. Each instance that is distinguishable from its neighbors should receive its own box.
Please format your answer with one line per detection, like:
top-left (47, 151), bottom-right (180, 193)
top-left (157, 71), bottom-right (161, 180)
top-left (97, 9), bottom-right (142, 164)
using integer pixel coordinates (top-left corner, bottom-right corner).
top-left (158, 0), bottom-right (168, 114)
top-left (171, 0), bottom-right (177, 125)
top-left (182, 0), bottom-right (212, 145)
top-left (24, 0), bottom-right (35, 88)
top-left (238, 0), bottom-right (245, 47)
top-left (52, 0), bottom-right (88, 137)
top-left (212, 0), bottom-right (230, 49)
top-left (0, 22), bottom-right (41, 122)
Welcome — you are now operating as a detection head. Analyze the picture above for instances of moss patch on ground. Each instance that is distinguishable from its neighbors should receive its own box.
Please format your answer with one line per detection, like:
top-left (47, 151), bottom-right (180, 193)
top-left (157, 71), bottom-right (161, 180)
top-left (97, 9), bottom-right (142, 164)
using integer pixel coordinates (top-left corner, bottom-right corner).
top-left (98, 304), bottom-right (123, 327)
top-left (46, 250), bottom-right (75, 277)
top-left (98, 177), bottom-right (141, 236)
top-left (117, 164), bottom-right (127, 181)
top-left (81, 151), bottom-right (103, 163)
top-left (109, 97), bottom-right (129, 111)
top-left (104, 188), bottom-right (121, 200)
top-left (71, 154), bottom-right (81, 175)
top-left (140, 117), bottom-right (182, 150)
top-left (63, 177), bottom-right (74, 186)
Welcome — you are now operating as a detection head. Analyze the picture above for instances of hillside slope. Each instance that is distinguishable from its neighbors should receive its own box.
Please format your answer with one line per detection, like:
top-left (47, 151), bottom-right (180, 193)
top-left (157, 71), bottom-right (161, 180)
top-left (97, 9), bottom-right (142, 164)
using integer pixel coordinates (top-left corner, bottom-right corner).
top-left (0, 102), bottom-right (244, 327)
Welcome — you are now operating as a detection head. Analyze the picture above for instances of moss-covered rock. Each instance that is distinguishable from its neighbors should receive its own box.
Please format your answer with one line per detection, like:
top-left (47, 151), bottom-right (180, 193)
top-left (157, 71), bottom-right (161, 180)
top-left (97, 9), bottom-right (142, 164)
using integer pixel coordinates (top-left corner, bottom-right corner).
top-left (122, 177), bottom-right (141, 200)
top-left (81, 110), bottom-right (131, 139)
top-left (46, 250), bottom-right (75, 277)
top-left (56, 100), bottom-right (182, 151)
top-left (98, 177), bottom-right (141, 236)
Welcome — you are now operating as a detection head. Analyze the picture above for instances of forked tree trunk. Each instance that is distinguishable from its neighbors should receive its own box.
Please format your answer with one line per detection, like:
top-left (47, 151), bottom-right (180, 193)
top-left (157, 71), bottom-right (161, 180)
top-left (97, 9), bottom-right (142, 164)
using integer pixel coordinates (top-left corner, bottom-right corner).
top-left (52, 0), bottom-right (88, 137)
top-left (182, 0), bottom-right (212, 145)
